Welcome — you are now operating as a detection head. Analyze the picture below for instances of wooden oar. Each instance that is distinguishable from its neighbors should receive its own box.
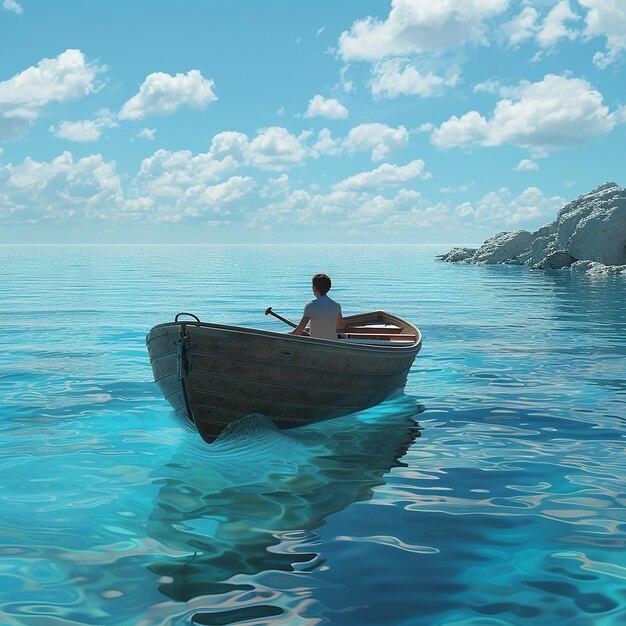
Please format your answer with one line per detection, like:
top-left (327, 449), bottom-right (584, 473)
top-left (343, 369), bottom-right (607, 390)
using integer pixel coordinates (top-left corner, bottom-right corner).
top-left (265, 307), bottom-right (298, 329)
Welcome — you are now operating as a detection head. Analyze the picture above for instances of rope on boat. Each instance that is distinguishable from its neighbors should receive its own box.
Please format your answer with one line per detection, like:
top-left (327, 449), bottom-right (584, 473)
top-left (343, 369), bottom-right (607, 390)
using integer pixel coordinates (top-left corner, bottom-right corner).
top-left (176, 332), bottom-right (193, 380)
top-left (176, 323), bottom-right (196, 426)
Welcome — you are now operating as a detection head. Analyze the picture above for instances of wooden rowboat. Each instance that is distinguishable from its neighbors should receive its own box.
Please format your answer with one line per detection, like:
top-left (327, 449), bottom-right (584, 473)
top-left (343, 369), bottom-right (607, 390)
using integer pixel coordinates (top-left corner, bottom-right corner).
top-left (146, 311), bottom-right (422, 443)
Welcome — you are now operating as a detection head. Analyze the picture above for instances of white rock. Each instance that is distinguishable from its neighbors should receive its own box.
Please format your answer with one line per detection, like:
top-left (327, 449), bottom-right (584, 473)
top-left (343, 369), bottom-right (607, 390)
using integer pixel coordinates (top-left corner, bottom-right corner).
top-left (566, 196), bottom-right (626, 265)
top-left (521, 234), bottom-right (558, 266)
top-left (534, 250), bottom-right (576, 269)
top-left (532, 221), bottom-right (558, 239)
top-left (437, 247), bottom-right (477, 263)
top-left (556, 182), bottom-right (623, 250)
top-left (471, 230), bottom-right (534, 264)
top-left (570, 260), bottom-right (626, 276)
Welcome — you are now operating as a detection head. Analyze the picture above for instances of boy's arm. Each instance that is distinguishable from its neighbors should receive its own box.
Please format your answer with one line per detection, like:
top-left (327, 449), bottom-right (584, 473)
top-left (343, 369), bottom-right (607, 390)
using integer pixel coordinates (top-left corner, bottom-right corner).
top-left (290, 315), bottom-right (310, 335)
top-left (337, 311), bottom-right (344, 331)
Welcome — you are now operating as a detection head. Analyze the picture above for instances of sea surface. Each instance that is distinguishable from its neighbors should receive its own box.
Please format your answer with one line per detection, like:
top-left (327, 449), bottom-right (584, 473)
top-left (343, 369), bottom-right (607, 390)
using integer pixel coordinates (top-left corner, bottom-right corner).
top-left (1, 244), bottom-right (625, 626)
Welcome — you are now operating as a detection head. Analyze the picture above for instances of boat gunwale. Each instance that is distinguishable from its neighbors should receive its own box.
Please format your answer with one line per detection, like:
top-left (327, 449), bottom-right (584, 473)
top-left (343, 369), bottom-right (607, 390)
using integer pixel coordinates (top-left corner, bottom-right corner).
top-left (146, 310), bottom-right (422, 354)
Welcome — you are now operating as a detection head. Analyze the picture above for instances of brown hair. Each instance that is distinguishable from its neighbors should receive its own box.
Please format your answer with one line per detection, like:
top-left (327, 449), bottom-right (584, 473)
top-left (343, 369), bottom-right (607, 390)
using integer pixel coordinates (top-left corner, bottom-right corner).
top-left (312, 273), bottom-right (331, 295)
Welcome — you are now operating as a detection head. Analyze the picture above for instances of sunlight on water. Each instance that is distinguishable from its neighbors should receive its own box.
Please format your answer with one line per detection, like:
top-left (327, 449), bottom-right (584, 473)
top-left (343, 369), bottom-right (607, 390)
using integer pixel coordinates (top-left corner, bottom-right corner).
top-left (0, 244), bottom-right (625, 625)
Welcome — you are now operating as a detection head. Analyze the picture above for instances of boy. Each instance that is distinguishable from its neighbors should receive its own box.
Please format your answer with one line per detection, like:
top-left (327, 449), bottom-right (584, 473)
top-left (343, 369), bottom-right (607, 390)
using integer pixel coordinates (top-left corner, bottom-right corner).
top-left (291, 273), bottom-right (344, 340)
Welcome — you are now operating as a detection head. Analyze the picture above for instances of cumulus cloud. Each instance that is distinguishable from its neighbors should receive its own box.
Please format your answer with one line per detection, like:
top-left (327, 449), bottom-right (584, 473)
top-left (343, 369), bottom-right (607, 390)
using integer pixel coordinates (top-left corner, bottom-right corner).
top-left (147, 175), bottom-right (256, 223)
top-left (455, 186), bottom-right (565, 226)
top-left (137, 128), bottom-right (156, 141)
top-left (247, 127), bottom-right (309, 170)
top-left (304, 95), bottom-right (349, 119)
top-left (3, 0), bottom-right (22, 14)
top-left (0, 49), bottom-right (106, 141)
top-left (246, 186), bottom-right (429, 232)
top-left (49, 109), bottom-right (117, 142)
top-left (500, 7), bottom-right (539, 47)
top-left (0, 144), bottom-right (256, 225)
top-left (514, 159), bottom-right (539, 172)
top-left (579, 0), bottom-right (626, 67)
top-left (431, 74), bottom-right (620, 155)
top-left (343, 123), bottom-right (409, 161)
top-left (131, 125), bottom-right (310, 214)
top-left (370, 59), bottom-right (460, 99)
top-left (338, 0), bottom-right (508, 61)
top-left (0, 151), bottom-right (122, 222)
top-left (0, 49), bottom-right (105, 108)
top-left (311, 128), bottom-right (342, 158)
top-left (333, 159), bottom-right (431, 191)
top-left (118, 69), bottom-right (217, 120)
top-left (133, 148), bottom-right (239, 199)
top-left (536, 0), bottom-right (580, 48)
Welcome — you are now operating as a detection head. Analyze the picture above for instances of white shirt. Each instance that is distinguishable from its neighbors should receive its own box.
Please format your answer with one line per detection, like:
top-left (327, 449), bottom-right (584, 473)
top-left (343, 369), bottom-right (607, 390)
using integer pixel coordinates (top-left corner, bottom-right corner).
top-left (303, 294), bottom-right (341, 340)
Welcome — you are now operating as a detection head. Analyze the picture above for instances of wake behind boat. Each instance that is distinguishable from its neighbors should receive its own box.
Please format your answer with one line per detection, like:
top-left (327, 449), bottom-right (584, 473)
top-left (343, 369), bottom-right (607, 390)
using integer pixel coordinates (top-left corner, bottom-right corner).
top-left (146, 311), bottom-right (422, 443)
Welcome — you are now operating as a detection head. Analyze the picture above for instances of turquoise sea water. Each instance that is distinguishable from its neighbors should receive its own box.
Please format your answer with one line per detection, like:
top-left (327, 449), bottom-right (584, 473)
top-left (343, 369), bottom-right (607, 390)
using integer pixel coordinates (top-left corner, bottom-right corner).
top-left (1, 244), bottom-right (625, 626)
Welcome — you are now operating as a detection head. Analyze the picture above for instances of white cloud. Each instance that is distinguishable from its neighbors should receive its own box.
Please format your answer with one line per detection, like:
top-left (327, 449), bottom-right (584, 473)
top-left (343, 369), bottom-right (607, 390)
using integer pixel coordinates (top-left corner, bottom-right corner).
top-left (0, 49), bottom-right (105, 108)
top-left (440, 184), bottom-right (470, 193)
top-left (0, 49), bottom-right (105, 142)
top-left (260, 174), bottom-right (289, 199)
top-left (49, 109), bottom-right (117, 142)
top-left (246, 186), bottom-right (428, 232)
top-left (133, 148), bottom-right (239, 199)
top-left (311, 128), bottom-right (342, 157)
top-left (247, 183), bottom-right (565, 235)
top-left (0, 151), bottom-right (122, 222)
top-left (536, 1), bottom-right (580, 48)
top-left (579, 0), bottom-right (626, 67)
top-left (514, 158), bottom-right (539, 172)
top-left (333, 159), bottom-right (431, 191)
top-left (500, 7), bottom-right (539, 47)
top-left (137, 127), bottom-right (156, 141)
top-left (3, 0), bottom-right (22, 14)
top-left (455, 186), bottom-right (565, 226)
top-left (247, 127), bottom-right (309, 170)
top-left (339, 66), bottom-right (354, 93)
top-left (338, 0), bottom-right (508, 61)
top-left (370, 58), bottom-right (460, 99)
top-left (118, 69), bottom-right (217, 120)
top-left (343, 123), bottom-right (409, 161)
top-left (431, 74), bottom-right (620, 155)
top-left (210, 130), bottom-right (250, 162)
top-left (203, 176), bottom-right (255, 205)
top-left (473, 79), bottom-right (502, 94)
top-left (304, 95), bottom-right (349, 119)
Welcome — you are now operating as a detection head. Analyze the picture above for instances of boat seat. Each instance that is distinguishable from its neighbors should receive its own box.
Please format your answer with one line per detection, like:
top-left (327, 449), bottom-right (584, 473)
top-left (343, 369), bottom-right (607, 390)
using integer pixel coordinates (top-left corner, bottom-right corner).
top-left (338, 332), bottom-right (417, 341)
top-left (342, 325), bottom-right (403, 334)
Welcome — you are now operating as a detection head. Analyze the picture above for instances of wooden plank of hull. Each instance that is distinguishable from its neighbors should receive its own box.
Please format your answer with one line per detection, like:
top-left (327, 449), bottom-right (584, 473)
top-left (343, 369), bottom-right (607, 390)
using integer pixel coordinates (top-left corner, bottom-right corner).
top-left (188, 353), bottom-right (410, 391)
top-left (184, 331), bottom-right (415, 375)
top-left (191, 396), bottom-right (387, 444)
top-left (188, 376), bottom-right (392, 412)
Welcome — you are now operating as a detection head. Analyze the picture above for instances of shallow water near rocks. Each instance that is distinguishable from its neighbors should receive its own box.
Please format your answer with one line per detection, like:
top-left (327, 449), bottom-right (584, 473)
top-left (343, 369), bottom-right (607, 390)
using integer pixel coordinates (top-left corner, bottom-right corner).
top-left (1, 244), bottom-right (625, 626)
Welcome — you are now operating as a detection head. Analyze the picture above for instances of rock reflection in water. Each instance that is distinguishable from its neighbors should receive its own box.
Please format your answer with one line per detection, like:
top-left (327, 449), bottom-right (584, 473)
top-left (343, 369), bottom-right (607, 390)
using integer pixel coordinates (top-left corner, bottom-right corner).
top-left (146, 395), bottom-right (422, 624)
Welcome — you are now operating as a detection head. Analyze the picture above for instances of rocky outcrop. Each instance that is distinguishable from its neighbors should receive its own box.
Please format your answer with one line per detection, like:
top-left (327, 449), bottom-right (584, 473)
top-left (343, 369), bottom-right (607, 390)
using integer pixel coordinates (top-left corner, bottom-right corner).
top-left (437, 247), bottom-right (477, 263)
top-left (534, 250), bottom-right (576, 270)
top-left (438, 182), bottom-right (626, 273)
top-left (471, 230), bottom-right (535, 265)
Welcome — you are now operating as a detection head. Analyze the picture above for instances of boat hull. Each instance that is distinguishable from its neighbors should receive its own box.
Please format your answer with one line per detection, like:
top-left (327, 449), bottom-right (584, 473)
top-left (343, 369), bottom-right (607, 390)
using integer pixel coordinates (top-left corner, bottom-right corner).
top-left (146, 312), bottom-right (421, 443)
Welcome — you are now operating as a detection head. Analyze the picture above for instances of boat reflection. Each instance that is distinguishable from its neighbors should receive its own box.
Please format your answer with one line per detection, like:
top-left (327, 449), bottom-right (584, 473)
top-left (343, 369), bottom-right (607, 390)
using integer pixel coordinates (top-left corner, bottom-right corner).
top-left (146, 394), bottom-right (423, 623)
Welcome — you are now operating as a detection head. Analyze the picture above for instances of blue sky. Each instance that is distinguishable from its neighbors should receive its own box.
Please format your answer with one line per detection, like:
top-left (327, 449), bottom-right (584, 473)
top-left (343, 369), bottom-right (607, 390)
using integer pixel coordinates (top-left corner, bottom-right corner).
top-left (0, 0), bottom-right (624, 244)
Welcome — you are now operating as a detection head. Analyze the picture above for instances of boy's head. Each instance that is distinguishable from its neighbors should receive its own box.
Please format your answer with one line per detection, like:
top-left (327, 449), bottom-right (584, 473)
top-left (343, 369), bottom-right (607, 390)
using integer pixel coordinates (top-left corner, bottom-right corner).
top-left (312, 273), bottom-right (331, 296)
